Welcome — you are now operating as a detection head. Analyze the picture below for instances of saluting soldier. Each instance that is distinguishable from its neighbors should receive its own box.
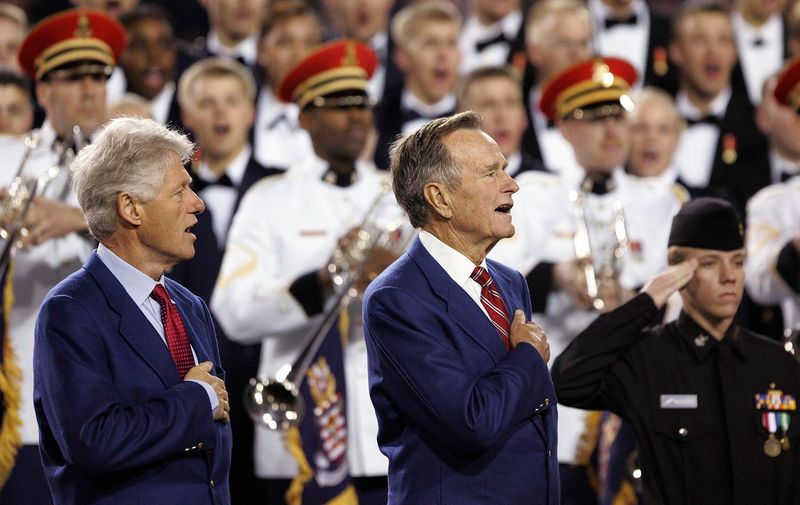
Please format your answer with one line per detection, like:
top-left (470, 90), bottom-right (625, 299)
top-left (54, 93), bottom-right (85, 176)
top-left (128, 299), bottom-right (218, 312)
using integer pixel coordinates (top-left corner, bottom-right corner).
top-left (553, 197), bottom-right (800, 505)
top-left (490, 56), bottom-right (684, 504)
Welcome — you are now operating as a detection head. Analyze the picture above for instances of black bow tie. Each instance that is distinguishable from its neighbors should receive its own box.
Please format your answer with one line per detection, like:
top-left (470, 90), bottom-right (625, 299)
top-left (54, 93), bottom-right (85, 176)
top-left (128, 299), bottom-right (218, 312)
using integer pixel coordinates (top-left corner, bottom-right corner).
top-left (321, 168), bottom-right (357, 188)
top-left (781, 171), bottom-right (797, 183)
top-left (581, 174), bottom-right (616, 195)
top-left (686, 115), bottom-right (721, 127)
top-left (475, 31), bottom-right (509, 52)
top-left (604, 14), bottom-right (638, 29)
top-left (194, 173), bottom-right (234, 192)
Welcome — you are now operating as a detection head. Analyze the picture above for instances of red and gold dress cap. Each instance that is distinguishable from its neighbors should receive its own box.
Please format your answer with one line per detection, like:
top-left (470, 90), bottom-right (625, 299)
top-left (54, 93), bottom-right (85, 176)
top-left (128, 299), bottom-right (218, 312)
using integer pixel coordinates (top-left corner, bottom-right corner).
top-left (539, 56), bottom-right (638, 122)
top-left (774, 56), bottom-right (800, 113)
top-left (278, 39), bottom-right (377, 110)
top-left (18, 8), bottom-right (126, 80)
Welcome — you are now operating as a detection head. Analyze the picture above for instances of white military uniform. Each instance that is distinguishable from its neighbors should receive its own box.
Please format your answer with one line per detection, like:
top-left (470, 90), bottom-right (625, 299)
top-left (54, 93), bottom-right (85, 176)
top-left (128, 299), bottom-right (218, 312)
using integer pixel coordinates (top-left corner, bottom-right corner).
top-left (1, 123), bottom-right (93, 447)
top-left (490, 167), bottom-right (683, 464)
top-left (746, 176), bottom-right (800, 335)
top-left (212, 153), bottom-right (396, 479)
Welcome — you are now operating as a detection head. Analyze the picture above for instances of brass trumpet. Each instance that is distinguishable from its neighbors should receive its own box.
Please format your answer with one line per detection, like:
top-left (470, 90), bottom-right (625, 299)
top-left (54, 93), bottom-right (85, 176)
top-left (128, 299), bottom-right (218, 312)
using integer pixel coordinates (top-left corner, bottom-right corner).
top-left (243, 182), bottom-right (412, 431)
top-left (569, 189), bottom-right (628, 311)
top-left (0, 126), bottom-right (84, 270)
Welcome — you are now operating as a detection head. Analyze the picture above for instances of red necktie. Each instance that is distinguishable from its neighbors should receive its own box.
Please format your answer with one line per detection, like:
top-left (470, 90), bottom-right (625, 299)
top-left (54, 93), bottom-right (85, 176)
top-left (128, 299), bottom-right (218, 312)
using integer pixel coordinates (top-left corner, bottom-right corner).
top-left (471, 266), bottom-right (511, 350)
top-left (150, 284), bottom-right (195, 379)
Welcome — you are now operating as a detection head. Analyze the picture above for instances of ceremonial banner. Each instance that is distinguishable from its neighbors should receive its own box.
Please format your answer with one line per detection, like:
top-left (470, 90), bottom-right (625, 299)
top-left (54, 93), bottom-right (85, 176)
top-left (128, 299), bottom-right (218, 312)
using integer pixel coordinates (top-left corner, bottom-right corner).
top-left (285, 313), bottom-right (357, 505)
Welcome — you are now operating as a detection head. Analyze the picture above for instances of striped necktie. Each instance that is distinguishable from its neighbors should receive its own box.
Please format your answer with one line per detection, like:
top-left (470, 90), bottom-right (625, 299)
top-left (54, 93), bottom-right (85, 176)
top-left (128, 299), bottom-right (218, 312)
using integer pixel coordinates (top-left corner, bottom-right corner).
top-left (471, 266), bottom-right (511, 350)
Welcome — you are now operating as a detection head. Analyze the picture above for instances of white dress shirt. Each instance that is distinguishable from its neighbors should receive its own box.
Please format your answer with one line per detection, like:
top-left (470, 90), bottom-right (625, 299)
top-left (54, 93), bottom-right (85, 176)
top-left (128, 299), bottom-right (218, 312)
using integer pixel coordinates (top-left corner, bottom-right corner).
top-left (149, 82), bottom-right (176, 125)
top-left (732, 10), bottom-right (784, 105)
top-left (458, 10), bottom-right (523, 75)
top-left (196, 145), bottom-right (251, 247)
top-left (673, 87), bottom-right (731, 188)
top-left (590, 0), bottom-right (649, 85)
top-left (418, 230), bottom-right (491, 319)
top-left (206, 29), bottom-right (259, 67)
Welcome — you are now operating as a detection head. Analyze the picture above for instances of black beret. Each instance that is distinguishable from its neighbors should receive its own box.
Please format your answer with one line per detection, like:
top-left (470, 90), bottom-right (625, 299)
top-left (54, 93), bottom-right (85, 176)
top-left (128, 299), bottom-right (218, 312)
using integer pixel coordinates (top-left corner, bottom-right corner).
top-left (668, 197), bottom-right (744, 251)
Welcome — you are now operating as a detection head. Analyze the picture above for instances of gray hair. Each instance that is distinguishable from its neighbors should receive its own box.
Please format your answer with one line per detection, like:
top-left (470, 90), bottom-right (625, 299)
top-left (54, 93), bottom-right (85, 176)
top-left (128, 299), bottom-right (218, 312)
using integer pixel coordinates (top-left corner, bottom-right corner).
top-left (71, 117), bottom-right (194, 240)
top-left (389, 111), bottom-right (483, 229)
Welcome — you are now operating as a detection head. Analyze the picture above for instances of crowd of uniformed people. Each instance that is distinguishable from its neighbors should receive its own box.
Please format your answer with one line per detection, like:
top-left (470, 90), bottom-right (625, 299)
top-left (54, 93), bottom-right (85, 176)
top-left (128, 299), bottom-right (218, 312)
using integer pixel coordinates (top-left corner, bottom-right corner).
top-left (1, 0), bottom-right (800, 503)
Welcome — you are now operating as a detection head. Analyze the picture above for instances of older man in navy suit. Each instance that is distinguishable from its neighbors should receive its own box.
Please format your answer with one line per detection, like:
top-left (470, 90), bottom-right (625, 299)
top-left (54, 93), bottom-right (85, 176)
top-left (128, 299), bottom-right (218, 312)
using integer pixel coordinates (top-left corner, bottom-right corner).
top-left (34, 117), bottom-right (232, 505)
top-left (363, 111), bottom-right (559, 504)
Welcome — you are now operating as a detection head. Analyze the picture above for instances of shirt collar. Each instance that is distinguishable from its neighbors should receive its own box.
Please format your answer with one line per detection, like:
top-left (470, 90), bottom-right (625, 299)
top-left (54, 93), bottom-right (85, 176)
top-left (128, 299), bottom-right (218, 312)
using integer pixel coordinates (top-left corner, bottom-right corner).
top-left (506, 151), bottom-right (522, 177)
top-left (675, 311), bottom-right (747, 362)
top-left (207, 30), bottom-right (259, 66)
top-left (676, 87), bottom-right (732, 121)
top-left (197, 144), bottom-right (251, 186)
top-left (418, 229), bottom-right (486, 290)
top-left (96, 243), bottom-right (162, 307)
top-left (589, 0), bottom-right (647, 24)
top-left (401, 89), bottom-right (457, 118)
top-left (731, 9), bottom-right (783, 46)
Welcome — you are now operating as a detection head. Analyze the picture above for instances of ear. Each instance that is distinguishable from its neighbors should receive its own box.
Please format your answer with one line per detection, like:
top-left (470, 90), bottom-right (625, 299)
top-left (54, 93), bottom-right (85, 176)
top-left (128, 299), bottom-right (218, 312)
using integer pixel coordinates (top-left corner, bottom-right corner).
top-left (394, 46), bottom-right (411, 73)
top-left (298, 109), bottom-right (313, 131)
top-left (423, 181), bottom-right (454, 220)
top-left (557, 118), bottom-right (574, 143)
top-left (117, 191), bottom-right (142, 227)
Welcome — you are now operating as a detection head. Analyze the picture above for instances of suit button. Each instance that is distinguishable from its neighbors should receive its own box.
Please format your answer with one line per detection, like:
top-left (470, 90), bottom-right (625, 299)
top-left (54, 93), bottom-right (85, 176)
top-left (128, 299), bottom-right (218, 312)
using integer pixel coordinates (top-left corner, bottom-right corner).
top-left (184, 447), bottom-right (190, 452)
top-left (197, 442), bottom-right (204, 448)
top-left (547, 450), bottom-right (552, 457)
top-left (210, 480), bottom-right (215, 488)
top-left (543, 398), bottom-right (550, 407)
top-left (678, 427), bottom-right (689, 437)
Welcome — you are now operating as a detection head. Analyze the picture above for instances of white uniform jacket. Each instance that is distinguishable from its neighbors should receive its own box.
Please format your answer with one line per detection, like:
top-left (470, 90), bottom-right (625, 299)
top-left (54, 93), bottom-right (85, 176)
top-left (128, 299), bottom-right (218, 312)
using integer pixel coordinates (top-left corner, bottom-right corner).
top-left (212, 153), bottom-right (394, 478)
top-left (746, 177), bottom-right (800, 334)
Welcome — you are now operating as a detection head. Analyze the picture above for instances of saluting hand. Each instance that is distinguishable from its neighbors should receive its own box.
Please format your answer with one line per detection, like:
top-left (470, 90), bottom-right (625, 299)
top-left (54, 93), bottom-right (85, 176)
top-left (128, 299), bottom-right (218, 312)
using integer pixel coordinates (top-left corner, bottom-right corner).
top-left (641, 259), bottom-right (698, 309)
top-left (185, 361), bottom-right (230, 423)
top-left (509, 310), bottom-right (550, 363)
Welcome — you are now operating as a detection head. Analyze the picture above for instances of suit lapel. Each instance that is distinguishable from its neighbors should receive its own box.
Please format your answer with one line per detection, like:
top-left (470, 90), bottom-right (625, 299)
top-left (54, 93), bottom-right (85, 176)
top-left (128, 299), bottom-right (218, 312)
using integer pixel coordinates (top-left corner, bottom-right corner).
top-left (408, 239), bottom-right (508, 362)
top-left (85, 253), bottom-right (181, 387)
top-left (166, 281), bottom-right (213, 364)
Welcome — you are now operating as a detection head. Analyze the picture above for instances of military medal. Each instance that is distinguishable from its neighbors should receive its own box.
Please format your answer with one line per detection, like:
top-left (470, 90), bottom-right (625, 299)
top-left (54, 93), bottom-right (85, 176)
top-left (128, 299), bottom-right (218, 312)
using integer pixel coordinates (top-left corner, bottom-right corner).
top-left (780, 413), bottom-right (791, 450)
top-left (722, 133), bottom-right (737, 165)
top-left (755, 384), bottom-right (796, 457)
top-left (653, 47), bottom-right (668, 77)
top-left (764, 434), bottom-right (782, 457)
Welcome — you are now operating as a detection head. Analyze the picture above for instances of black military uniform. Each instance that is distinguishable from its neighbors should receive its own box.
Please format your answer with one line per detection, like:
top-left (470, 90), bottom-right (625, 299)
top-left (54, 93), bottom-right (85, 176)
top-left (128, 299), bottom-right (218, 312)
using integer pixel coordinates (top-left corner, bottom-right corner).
top-left (552, 198), bottom-right (800, 505)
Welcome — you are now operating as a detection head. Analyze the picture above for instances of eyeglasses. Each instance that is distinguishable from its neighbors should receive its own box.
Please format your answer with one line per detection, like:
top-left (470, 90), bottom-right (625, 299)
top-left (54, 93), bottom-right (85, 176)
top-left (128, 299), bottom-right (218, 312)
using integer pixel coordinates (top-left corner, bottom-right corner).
top-left (44, 64), bottom-right (113, 83)
top-left (308, 94), bottom-right (375, 110)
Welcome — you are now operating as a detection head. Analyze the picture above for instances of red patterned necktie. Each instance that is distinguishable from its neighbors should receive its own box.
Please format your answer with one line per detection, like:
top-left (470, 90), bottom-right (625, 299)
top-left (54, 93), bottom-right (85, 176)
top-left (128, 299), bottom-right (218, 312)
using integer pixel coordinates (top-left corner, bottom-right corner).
top-left (150, 284), bottom-right (195, 379)
top-left (470, 266), bottom-right (511, 350)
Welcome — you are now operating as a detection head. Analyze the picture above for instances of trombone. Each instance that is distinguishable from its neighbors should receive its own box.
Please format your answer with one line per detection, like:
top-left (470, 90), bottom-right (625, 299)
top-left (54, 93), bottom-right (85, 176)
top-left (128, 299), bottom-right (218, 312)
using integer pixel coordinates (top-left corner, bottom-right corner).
top-left (243, 182), bottom-right (412, 431)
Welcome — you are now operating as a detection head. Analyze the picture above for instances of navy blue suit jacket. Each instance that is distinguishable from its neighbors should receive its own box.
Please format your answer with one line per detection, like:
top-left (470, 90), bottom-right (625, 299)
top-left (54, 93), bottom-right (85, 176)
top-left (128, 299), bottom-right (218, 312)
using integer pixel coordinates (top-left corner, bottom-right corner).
top-left (363, 237), bottom-right (559, 505)
top-left (34, 252), bottom-right (232, 505)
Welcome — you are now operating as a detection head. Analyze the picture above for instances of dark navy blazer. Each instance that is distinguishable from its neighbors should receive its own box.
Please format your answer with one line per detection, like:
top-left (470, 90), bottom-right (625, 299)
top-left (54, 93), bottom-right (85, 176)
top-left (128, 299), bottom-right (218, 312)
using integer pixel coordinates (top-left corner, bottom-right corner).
top-left (34, 252), bottom-right (232, 505)
top-left (363, 237), bottom-right (559, 505)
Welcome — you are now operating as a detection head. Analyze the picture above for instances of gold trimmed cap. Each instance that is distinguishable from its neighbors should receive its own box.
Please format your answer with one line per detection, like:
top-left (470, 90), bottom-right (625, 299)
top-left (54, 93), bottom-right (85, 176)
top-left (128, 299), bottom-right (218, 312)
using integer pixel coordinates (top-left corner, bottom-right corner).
top-left (278, 39), bottom-right (377, 110)
top-left (18, 8), bottom-right (125, 80)
top-left (539, 56), bottom-right (638, 122)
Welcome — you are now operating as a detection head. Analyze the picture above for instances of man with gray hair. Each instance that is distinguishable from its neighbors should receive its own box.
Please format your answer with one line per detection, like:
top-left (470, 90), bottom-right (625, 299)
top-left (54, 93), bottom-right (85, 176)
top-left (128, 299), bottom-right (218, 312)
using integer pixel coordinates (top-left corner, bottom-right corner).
top-left (363, 111), bottom-right (559, 504)
top-left (34, 117), bottom-right (232, 505)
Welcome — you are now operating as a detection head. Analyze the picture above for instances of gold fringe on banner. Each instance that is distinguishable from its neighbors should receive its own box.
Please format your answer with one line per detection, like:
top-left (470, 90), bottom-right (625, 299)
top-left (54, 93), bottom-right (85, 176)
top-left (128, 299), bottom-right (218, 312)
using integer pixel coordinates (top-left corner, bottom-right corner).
top-left (0, 259), bottom-right (22, 488)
